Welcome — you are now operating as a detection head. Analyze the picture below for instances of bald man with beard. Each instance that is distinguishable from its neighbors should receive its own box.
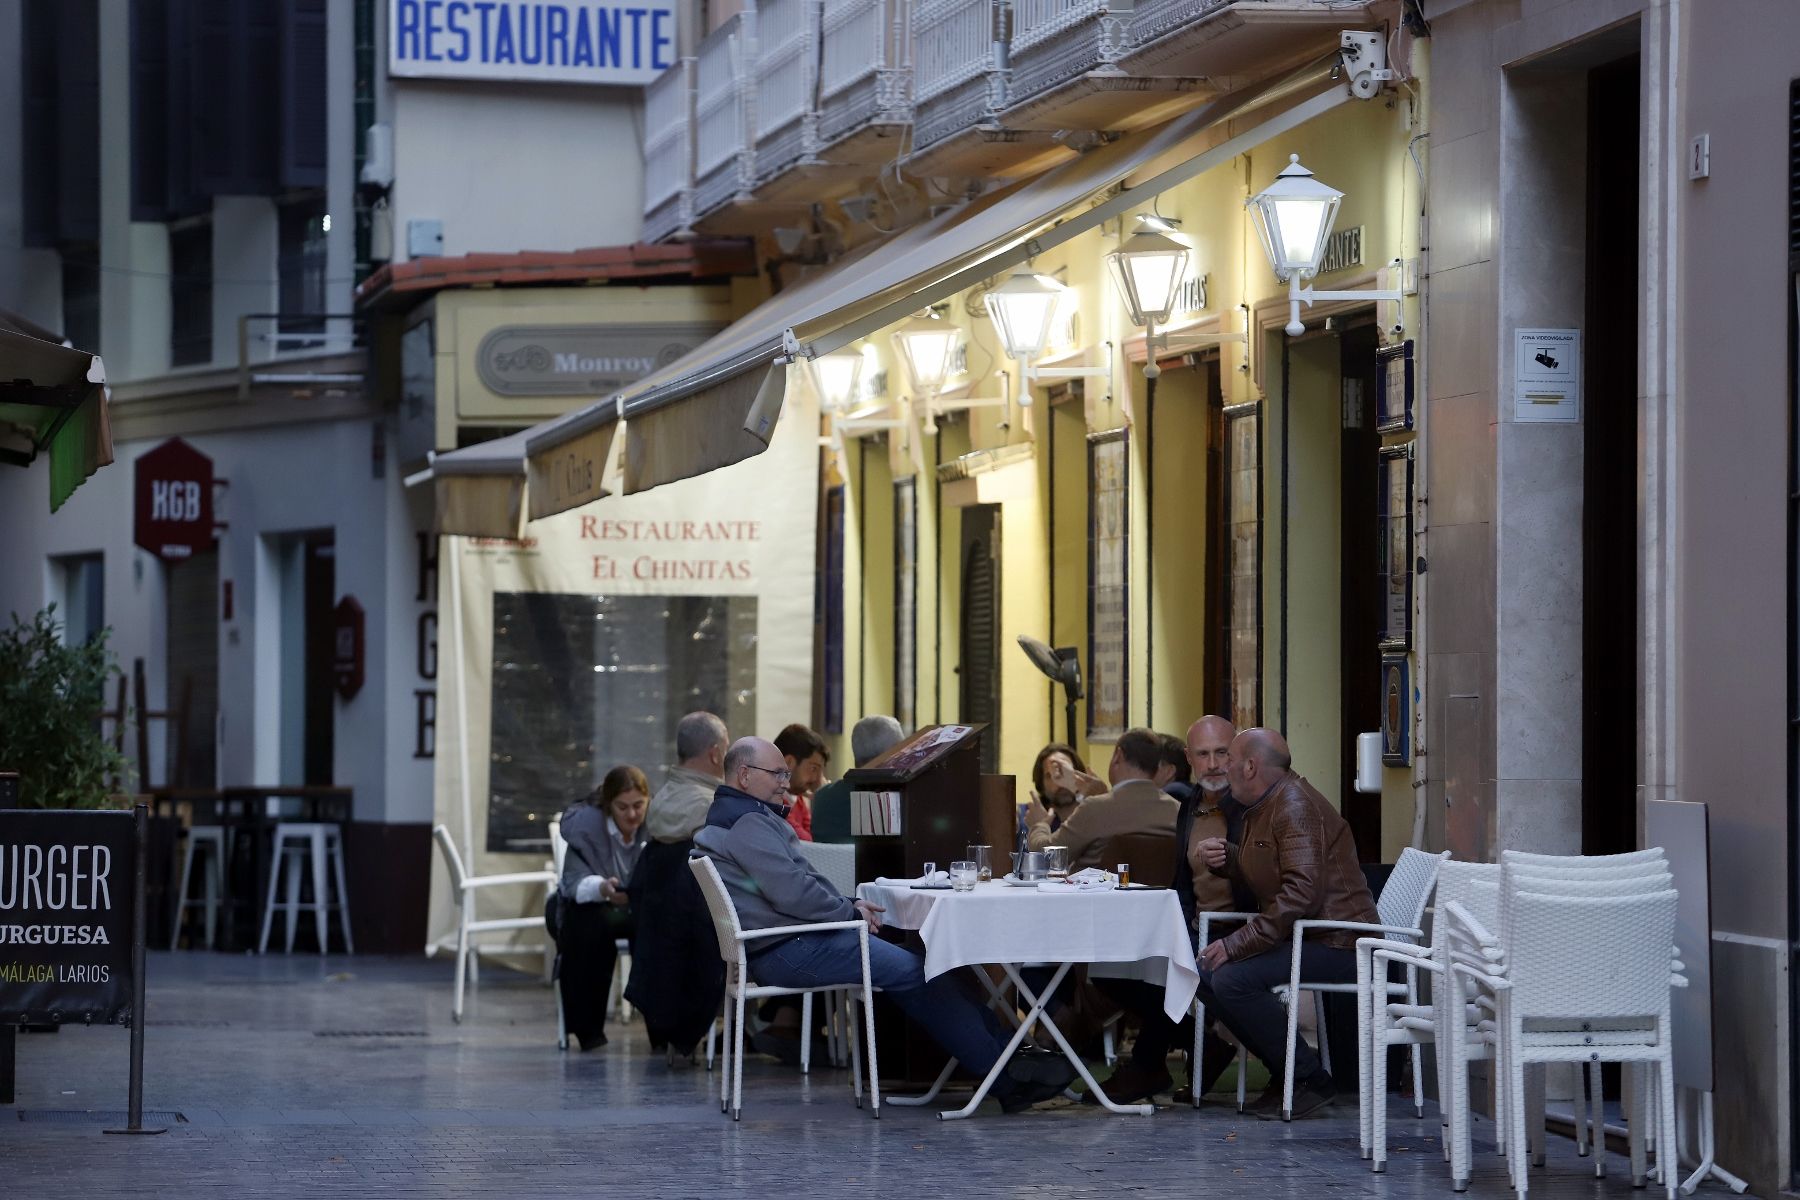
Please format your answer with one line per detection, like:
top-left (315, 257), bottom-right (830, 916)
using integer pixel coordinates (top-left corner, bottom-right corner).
top-left (1194, 727), bottom-right (1378, 1120)
top-left (1086, 715), bottom-right (1245, 1105)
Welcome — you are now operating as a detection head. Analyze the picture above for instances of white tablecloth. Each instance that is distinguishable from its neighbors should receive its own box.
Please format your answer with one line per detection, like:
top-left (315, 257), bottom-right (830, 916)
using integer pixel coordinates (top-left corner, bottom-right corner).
top-left (857, 880), bottom-right (1199, 1021)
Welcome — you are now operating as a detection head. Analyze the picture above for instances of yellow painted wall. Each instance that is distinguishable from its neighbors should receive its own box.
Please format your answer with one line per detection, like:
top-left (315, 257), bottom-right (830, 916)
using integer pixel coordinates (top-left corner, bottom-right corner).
top-left (824, 90), bottom-right (1426, 842)
top-left (1275, 335), bottom-right (1344, 794)
top-left (1146, 364), bottom-right (1213, 732)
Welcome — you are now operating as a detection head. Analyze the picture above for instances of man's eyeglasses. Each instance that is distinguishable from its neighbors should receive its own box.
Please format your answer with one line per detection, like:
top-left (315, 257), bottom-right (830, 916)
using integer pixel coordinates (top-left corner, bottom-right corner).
top-left (743, 764), bottom-right (793, 783)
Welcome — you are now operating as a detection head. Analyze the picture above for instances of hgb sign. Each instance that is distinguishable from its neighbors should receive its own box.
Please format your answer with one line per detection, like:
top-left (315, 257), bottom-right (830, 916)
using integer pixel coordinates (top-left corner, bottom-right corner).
top-left (0, 810), bottom-right (137, 1025)
top-left (134, 438), bottom-right (216, 562)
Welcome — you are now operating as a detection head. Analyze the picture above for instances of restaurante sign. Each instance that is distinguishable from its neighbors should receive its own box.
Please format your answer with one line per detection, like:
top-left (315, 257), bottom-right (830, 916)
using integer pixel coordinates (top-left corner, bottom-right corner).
top-left (477, 324), bottom-right (719, 397)
top-left (0, 809), bottom-right (137, 1024)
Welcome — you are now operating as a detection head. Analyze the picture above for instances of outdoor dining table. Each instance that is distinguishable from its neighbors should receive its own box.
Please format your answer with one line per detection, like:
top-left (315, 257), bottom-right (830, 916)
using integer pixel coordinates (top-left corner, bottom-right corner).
top-left (855, 877), bottom-right (1200, 1119)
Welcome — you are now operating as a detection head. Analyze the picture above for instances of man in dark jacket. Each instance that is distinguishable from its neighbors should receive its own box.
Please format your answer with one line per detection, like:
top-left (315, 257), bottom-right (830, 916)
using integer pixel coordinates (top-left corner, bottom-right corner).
top-left (693, 737), bottom-right (1077, 1113)
top-left (1195, 727), bottom-right (1380, 1120)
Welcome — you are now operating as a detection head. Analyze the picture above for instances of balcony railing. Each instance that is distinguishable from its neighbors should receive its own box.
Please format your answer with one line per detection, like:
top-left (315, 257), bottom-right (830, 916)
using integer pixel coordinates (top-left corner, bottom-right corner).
top-left (1125, 0), bottom-right (1231, 59)
top-left (818, 0), bottom-right (912, 159)
top-left (910, 0), bottom-right (1007, 151)
top-left (754, 0), bottom-right (824, 183)
top-left (693, 12), bottom-right (759, 220)
top-left (1005, 0), bottom-right (1131, 110)
top-left (643, 59), bottom-right (697, 243)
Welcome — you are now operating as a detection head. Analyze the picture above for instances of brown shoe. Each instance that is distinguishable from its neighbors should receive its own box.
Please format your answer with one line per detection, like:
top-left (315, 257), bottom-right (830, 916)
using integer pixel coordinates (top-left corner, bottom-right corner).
top-left (1244, 1081), bottom-right (1284, 1115)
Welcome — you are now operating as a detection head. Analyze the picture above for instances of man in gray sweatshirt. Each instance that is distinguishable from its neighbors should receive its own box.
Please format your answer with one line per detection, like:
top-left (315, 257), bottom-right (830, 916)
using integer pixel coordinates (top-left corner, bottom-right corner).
top-left (693, 736), bottom-right (1077, 1113)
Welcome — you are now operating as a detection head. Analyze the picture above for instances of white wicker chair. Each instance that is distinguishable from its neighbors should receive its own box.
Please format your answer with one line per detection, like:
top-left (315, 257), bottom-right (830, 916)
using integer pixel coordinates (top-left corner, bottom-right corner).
top-left (1270, 846), bottom-right (1447, 1121)
top-left (1191, 908), bottom-right (1258, 1110)
top-left (796, 841), bottom-right (860, 1070)
top-left (1357, 858), bottom-right (1502, 1172)
top-left (431, 824), bottom-right (557, 1023)
top-left (687, 852), bottom-right (881, 1121)
top-left (1444, 852), bottom-right (1683, 1197)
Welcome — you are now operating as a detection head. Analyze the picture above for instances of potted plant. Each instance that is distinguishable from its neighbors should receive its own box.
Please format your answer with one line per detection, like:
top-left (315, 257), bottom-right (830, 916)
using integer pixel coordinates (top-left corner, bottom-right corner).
top-left (0, 605), bottom-right (133, 808)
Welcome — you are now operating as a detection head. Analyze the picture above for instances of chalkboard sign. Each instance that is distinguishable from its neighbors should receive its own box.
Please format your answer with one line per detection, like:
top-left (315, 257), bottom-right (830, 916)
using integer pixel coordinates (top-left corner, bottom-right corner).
top-left (0, 809), bottom-right (139, 1025)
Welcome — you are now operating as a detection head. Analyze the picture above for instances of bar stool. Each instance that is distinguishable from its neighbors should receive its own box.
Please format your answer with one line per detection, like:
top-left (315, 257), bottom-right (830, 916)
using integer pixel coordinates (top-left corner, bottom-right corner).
top-left (169, 825), bottom-right (230, 949)
top-left (258, 822), bottom-right (355, 954)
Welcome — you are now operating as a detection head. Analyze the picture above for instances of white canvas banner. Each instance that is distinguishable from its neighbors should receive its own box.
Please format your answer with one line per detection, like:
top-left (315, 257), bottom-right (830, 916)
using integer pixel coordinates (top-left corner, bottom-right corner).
top-left (427, 379), bottom-right (818, 960)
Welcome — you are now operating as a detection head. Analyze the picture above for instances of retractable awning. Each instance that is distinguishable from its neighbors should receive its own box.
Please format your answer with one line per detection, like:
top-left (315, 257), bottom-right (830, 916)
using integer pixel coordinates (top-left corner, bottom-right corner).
top-left (0, 321), bottom-right (114, 512)
top-left (423, 57), bottom-right (1353, 527)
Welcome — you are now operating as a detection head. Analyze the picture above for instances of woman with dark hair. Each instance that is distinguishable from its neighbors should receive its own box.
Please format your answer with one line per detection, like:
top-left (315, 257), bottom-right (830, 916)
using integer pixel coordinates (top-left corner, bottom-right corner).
top-left (1030, 742), bottom-right (1105, 830)
top-left (557, 764), bottom-right (650, 1051)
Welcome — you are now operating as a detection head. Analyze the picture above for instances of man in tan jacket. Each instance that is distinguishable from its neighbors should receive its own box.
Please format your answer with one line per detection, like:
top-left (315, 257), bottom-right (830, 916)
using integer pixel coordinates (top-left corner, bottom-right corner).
top-left (1024, 727), bottom-right (1179, 871)
top-left (1194, 727), bottom-right (1379, 1120)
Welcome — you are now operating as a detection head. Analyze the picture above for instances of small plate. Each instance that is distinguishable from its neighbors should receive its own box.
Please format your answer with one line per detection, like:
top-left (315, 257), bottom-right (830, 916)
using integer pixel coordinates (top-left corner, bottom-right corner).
top-left (1000, 874), bottom-right (1043, 887)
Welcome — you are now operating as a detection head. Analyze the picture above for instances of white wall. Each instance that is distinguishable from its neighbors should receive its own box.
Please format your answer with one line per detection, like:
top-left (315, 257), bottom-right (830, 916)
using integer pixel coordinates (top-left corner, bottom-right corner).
top-left (389, 80), bottom-right (645, 257)
top-left (0, 417), bottom-right (431, 825)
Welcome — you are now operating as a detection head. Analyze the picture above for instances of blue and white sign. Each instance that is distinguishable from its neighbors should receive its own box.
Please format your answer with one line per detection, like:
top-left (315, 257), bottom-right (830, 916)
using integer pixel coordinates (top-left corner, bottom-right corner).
top-left (389, 0), bottom-right (677, 86)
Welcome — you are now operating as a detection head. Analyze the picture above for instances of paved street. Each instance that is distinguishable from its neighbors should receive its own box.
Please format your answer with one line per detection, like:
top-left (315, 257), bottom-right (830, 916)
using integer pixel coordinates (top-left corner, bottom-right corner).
top-left (0, 952), bottom-right (1720, 1198)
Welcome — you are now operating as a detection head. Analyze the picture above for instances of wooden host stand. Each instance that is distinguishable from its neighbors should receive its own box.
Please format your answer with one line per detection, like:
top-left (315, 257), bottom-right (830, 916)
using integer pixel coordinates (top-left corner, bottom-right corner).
top-left (843, 723), bottom-right (1018, 1084)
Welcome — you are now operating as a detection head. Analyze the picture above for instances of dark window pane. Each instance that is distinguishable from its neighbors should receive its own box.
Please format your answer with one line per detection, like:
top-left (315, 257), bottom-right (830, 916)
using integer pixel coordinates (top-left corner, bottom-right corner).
top-left (170, 221), bottom-right (214, 366)
top-left (278, 193), bottom-right (329, 343)
top-left (61, 245), bottom-right (100, 351)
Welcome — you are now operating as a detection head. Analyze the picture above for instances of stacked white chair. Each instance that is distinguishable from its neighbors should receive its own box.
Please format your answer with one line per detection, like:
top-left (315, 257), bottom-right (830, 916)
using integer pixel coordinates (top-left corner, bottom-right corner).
top-left (688, 852), bottom-right (880, 1121)
top-left (1443, 849), bottom-right (1684, 1200)
top-left (258, 822), bottom-right (354, 955)
top-left (1356, 859), bottom-right (1502, 1173)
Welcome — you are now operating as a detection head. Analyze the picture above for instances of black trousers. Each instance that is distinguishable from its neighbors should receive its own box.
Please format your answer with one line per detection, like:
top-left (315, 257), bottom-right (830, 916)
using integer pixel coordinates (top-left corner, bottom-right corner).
top-left (1193, 941), bottom-right (1357, 1086)
top-left (558, 902), bottom-right (635, 1043)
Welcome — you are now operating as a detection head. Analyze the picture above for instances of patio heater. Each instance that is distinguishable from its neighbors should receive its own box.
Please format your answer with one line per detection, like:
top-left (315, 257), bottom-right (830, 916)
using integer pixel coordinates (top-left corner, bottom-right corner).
top-left (1017, 635), bottom-right (1083, 747)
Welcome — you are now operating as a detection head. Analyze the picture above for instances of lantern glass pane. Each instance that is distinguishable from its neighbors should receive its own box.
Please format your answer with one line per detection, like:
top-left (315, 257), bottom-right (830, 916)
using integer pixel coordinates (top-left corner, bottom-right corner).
top-left (1126, 250), bottom-right (1184, 322)
top-left (1273, 196), bottom-right (1332, 273)
top-left (895, 325), bottom-right (959, 392)
top-left (811, 353), bottom-right (863, 409)
top-left (986, 289), bottom-right (1060, 360)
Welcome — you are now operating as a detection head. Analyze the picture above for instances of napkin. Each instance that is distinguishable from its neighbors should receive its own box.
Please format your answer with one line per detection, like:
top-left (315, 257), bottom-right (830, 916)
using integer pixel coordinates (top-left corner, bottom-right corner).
top-left (874, 871), bottom-right (950, 887)
top-left (1037, 867), bottom-right (1117, 893)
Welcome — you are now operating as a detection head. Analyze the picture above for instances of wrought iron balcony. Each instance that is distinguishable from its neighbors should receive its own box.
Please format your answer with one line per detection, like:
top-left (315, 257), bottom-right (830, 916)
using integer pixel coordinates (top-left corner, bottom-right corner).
top-left (817, 0), bottom-right (913, 164)
top-left (754, 0), bottom-right (825, 186)
top-left (692, 12), bottom-right (759, 225)
top-left (643, 58), bottom-right (697, 244)
top-left (1122, 0), bottom-right (1372, 84)
top-left (909, 0), bottom-right (1007, 153)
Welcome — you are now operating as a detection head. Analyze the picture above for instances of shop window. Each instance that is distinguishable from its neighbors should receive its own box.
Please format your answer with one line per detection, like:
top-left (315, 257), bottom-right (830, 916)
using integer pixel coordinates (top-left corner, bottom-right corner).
top-left (1208, 402), bottom-right (1262, 728)
top-left (277, 192), bottom-right (330, 345)
top-left (61, 246), bottom-right (101, 352)
top-left (486, 593), bottom-right (759, 853)
top-left (893, 476), bottom-right (917, 732)
top-left (820, 486), bottom-right (846, 734)
top-left (169, 218), bottom-right (213, 366)
top-left (52, 553), bottom-right (105, 646)
top-left (1087, 429), bottom-right (1129, 740)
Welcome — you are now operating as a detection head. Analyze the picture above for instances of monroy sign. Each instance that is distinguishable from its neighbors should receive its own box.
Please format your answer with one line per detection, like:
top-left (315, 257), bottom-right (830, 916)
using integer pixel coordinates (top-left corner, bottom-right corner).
top-left (0, 810), bottom-right (137, 1025)
top-left (389, 0), bottom-right (678, 86)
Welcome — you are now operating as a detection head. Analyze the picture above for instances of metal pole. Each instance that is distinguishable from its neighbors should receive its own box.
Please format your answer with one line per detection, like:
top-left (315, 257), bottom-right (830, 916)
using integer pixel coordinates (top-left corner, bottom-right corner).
top-left (0, 1024), bottom-right (14, 1105)
top-left (106, 804), bottom-right (164, 1134)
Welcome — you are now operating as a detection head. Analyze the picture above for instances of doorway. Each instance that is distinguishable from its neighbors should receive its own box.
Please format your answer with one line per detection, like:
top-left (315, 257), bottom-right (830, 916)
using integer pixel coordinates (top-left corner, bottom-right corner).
top-left (164, 547), bottom-right (219, 787)
top-left (959, 504), bottom-right (1001, 775)
top-left (270, 530), bottom-right (336, 786)
top-left (1581, 53), bottom-right (1640, 855)
top-left (1338, 323), bottom-right (1384, 861)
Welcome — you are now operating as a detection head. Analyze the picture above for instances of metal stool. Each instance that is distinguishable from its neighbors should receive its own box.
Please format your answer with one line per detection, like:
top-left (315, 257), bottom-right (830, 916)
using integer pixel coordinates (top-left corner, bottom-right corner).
top-left (169, 825), bottom-right (229, 949)
top-left (258, 822), bottom-right (354, 954)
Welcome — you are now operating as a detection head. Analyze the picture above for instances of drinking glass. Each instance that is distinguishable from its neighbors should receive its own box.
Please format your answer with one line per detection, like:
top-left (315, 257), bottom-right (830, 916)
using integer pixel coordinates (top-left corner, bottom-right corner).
top-left (965, 844), bottom-right (992, 882)
top-left (949, 861), bottom-right (978, 892)
top-left (1045, 845), bottom-right (1070, 878)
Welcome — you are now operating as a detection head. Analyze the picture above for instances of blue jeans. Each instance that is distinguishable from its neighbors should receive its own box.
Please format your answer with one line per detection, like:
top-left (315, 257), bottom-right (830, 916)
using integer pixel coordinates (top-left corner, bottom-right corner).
top-left (751, 930), bottom-right (1011, 1075)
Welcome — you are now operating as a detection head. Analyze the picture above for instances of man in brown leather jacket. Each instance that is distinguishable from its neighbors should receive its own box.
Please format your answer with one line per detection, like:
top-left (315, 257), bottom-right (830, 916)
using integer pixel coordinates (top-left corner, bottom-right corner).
top-left (1195, 727), bottom-right (1379, 1119)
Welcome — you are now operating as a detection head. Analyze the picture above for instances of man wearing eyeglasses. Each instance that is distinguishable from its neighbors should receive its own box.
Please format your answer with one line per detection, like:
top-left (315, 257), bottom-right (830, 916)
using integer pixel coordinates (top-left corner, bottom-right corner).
top-left (695, 736), bottom-right (1078, 1112)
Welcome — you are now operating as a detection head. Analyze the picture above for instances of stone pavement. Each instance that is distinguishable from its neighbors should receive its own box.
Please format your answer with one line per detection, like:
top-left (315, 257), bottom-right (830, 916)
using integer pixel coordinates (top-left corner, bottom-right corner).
top-left (0, 952), bottom-right (1726, 1198)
